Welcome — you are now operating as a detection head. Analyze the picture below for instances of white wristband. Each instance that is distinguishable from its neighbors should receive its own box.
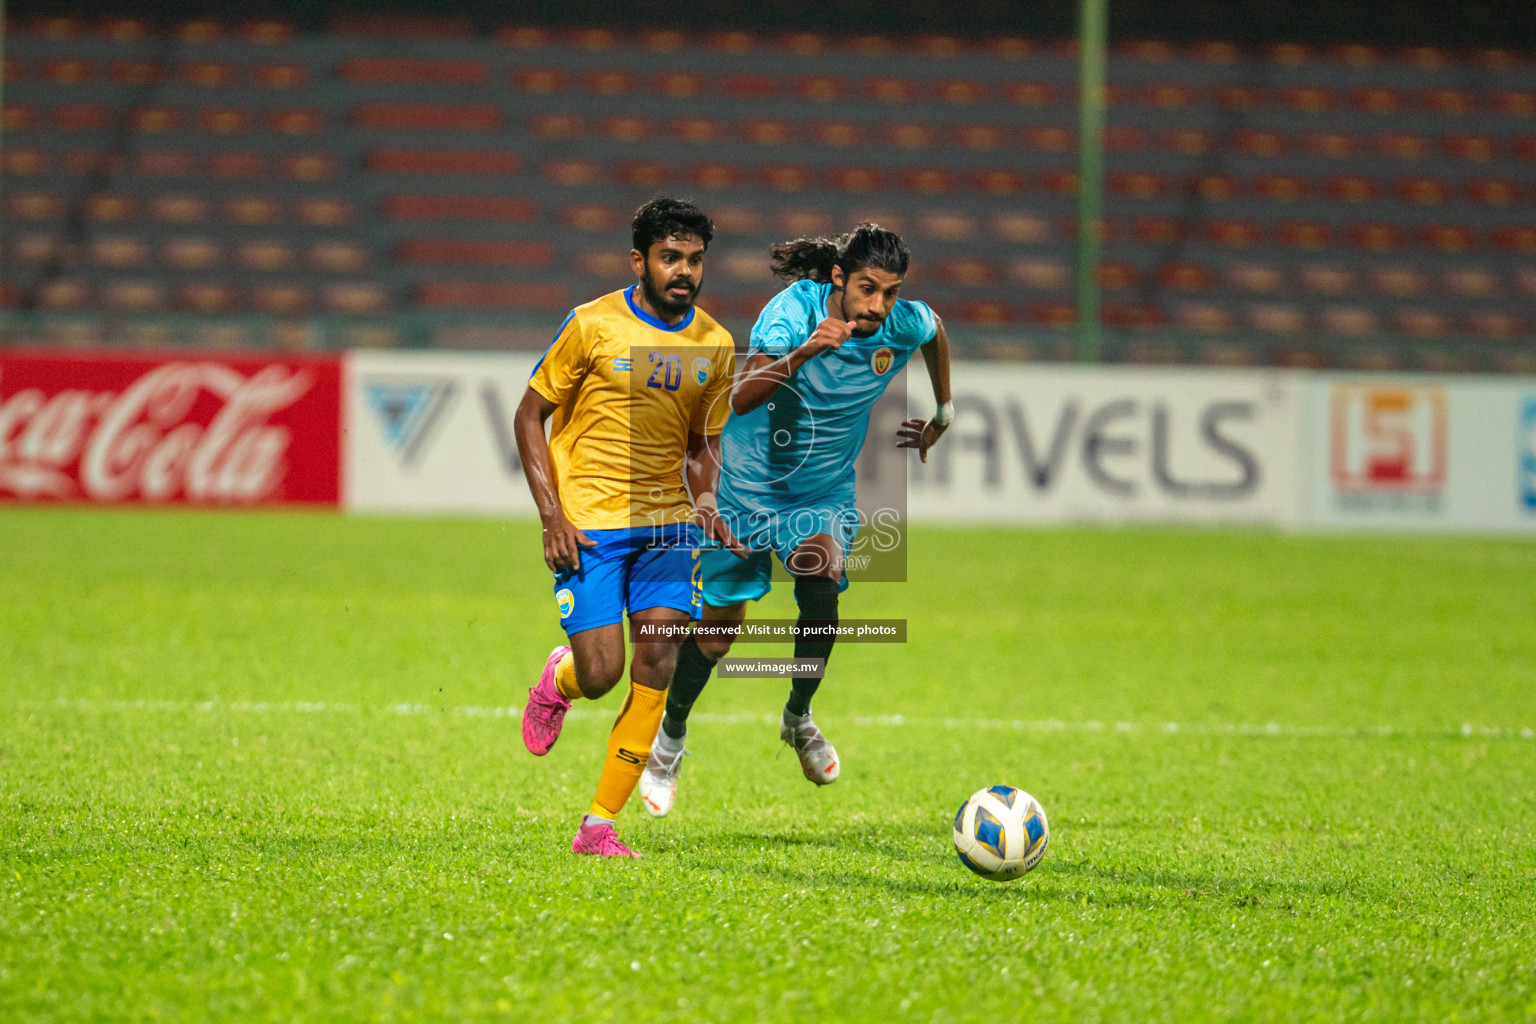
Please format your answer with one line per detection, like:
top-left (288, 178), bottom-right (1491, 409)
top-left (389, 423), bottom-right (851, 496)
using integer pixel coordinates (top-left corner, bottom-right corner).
top-left (695, 492), bottom-right (718, 512)
top-left (933, 401), bottom-right (955, 427)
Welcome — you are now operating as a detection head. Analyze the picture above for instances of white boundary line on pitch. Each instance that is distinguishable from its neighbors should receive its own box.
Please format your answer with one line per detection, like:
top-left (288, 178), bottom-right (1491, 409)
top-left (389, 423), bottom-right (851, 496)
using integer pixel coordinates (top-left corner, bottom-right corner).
top-left (18, 698), bottom-right (1536, 741)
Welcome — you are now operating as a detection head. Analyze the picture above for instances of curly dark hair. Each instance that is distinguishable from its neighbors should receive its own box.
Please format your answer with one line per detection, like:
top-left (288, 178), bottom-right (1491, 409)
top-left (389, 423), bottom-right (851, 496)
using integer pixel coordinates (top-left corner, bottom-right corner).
top-left (631, 196), bottom-right (714, 254)
top-left (768, 223), bottom-right (910, 285)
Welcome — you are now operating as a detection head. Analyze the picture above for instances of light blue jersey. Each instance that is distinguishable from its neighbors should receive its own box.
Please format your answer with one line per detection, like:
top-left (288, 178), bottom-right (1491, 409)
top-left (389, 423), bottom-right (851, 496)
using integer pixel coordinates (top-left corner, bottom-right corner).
top-left (720, 279), bottom-right (937, 512)
top-left (702, 279), bottom-right (936, 606)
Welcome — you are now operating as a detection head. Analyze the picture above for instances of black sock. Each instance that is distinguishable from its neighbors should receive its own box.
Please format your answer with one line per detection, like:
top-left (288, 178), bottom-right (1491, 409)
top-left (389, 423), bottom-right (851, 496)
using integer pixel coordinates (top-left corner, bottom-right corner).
top-left (787, 576), bottom-right (839, 718)
top-left (662, 637), bottom-right (717, 739)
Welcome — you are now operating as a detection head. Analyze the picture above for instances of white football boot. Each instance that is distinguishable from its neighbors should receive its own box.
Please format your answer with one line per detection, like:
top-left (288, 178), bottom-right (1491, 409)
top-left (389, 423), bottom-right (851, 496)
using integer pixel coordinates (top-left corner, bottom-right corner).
top-left (637, 729), bottom-right (688, 818)
top-left (780, 713), bottom-right (840, 785)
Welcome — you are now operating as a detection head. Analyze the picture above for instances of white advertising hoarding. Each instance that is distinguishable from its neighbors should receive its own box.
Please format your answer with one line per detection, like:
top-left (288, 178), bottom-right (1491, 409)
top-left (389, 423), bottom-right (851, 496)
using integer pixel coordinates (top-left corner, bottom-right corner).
top-left (1303, 375), bottom-right (1536, 533)
top-left (345, 351), bottom-right (541, 514)
top-left (905, 364), bottom-right (1304, 525)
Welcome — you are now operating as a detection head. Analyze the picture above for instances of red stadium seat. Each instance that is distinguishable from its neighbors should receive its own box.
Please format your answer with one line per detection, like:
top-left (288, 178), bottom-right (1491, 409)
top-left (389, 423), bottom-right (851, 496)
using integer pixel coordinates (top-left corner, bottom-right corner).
top-left (1443, 134), bottom-right (1499, 162)
top-left (528, 114), bottom-right (585, 140)
top-left (992, 212), bottom-right (1052, 243)
top-left (1465, 179), bottom-right (1521, 206)
top-left (1165, 129), bottom-right (1211, 156)
top-left (209, 152), bottom-right (266, 177)
top-left (28, 16), bottom-right (85, 39)
top-left (174, 20), bottom-right (223, 43)
top-left (1491, 226), bottom-right (1536, 253)
top-left (711, 206), bottom-right (764, 234)
top-left (904, 169), bottom-right (954, 193)
top-left (111, 61), bottom-right (162, 86)
top-left (236, 241), bottom-right (296, 271)
top-left (1134, 217), bottom-right (1184, 244)
top-left (1213, 85), bottom-right (1265, 111)
top-left (1227, 264), bottom-right (1286, 293)
top-left (1030, 302), bottom-right (1078, 327)
top-left (37, 280), bottom-right (92, 311)
top-left (1400, 46), bottom-right (1452, 69)
top-left (617, 161), bottom-right (668, 188)
top-left (339, 58), bottom-right (488, 85)
top-left (1042, 170), bottom-right (1079, 195)
top-left (603, 117), bottom-right (654, 142)
top-left (1233, 130), bottom-right (1286, 157)
top-left (181, 62), bottom-right (234, 87)
top-left (253, 63), bottom-right (309, 89)
top-left (1263, 43), bottom-right (1313, 65)
top-left (1159, 262), bottom-right (1214, 291)
top-left (1488, 91), bottom-right (1536, 117)
top-left (568, 28), bottom-right (619, 50)
top-left (1190, 41), bottom-right (1241, 63)
top-left (1441, 266), bottom-right (1501, 298)
top-left (396, 240), bottom-right (552, 266)
top-left (920, 212), bottom-right (979, 240)
top-left (955, 125), bottom-right (1005, 152)
top-left (1002, 82), bottom-right (1060, 107)
top-left (812, 122), bottom-right (864, 147)
top-left (1281, 87), bottom-right (1334, 113)
top-left (1351, 88), bottom-right (1404, 114)
top-left (1393, 309), bottom-right (1453, 336)
top-left (642, 30), bottom-right (688, 53)
top-left (829, 167), bottom-right (883, 192)
top-left (179, 283), bottom-right (239, 313)
top-left (2, 148), bottom-right (50, 175)
top-left (709, 31), bottom-right (757, 55)
top-left (794, 75), bottom-right (846, 102)
top-left (579, 250), bottom-right (633, 278)
top-left (674, 118), bottom-right (725, 144)
top-left (1368, 265), bottom-right (1429, 297)
top-left (846, 35), bottom-right (894, 57)
top-left (1254, 174), bottom-right (1308, 202)
top-left (759, 165), bottom-right (812, 191)
top-left (776, 209), bottom-right (833, 236)
top-left (146, 195), bottom-right (203, 222)
top-left (934, 80), bottom-right (987, 104)
top-left (588, 70), bottom-right (638, 96)
top-left (1395, 178), bottom-right (1450, 205)
top-left (324, 283), bottom-right (391, 315)
top-left (691, 163), bottom-right (742, 189)
top-left (1026, 126), bottom-right (1075, 153)
top-left (308, 241), bottom-right (371, 271)
top-left (224, 197), bottom-right (283, 225)
top-left (1298, 264), bottom-right (1359, 295)
top-left (958, 302), bottom-right (1019, 325)
top-left (354, 105), bottom-right (499, 130)
top-left (370, 150), bottom-right (520, 174)
top-left (723, 73), bottom-right (776, 98)
top-left (1009, 259), bottom-right (1069, 289)
top-left (987, 38), bottom-right (1034, 60)
top-left (1245, 301), bottom-right (1307, 335)
top-left (295, 198), bottom-right (353, 226)
top-left (239, 20), bottom-right (296, 44)
top-left (269, 109), bottom-right (324, 135)
top-left (1333, 42), bottom-right (1381, 64)
top-left (9, 235), bottom-right (57, 265)
top-left (885, 124), bottom-right (936, 150)
top-left (53, 105), bottom-right (106, 130)
top-left (1472, 49), bottom-right (1521, 69)
top-left (136, 150), bottom-right (196, 176)
top-left (541, 159), bottom-right (603, 187)
top-left (913, 35), bottom-right (965, 59)
top-left (865, 78), bottom-right (917, 104)
top-left (1465, 311), bottom-right (1523, 337)
top-left (1420, 89), bottom-right (1474, 115)
top-left (1349, 223), bottom-right (1406, 251)
top-left (1318, 306), bottom-right (1379, 335)
top-left (88, 195), bottom-right (139, 221)
top-left (1173, 304), bottom-right (1235, 333)
top-left (1106, 305), bottom-right (1165, 329)
top-left (739, 120), bottom-right (792, 145)
top-left (1098, 263), bottom-right (1139, 290)
top-left (1119, 39), bottom-right (1175, 61)
top-left (943, 260), bottom-right (997, 287)
top-left (41, 58), bottom-right (94, 84)
top-left (1302, 132), bottom-right (1357, 159)
top-left (1420, 224), bottom-right (1477, 252)
top-left (99, 17), bottom-right (151, 42)
top-left (130, 108), bottom-right (181, 133)
top-left (381, 196), bottom-right (535, 221)
top-left (417, 282), bottom-right (569, 310)
top-left (199, 108), bottom-right (251, 134)
top-left (777, 32), bottom-right (825, 56)
top-left (1514, 138), bottom-right (1536, 161)
top-left (1373, 133), bottom-right (1429, 160)
top-left (1514, 268), bottom-right (1536, 297)
top-left (513, 69), bottom-right (566, 94)
top-left (103, 281), bottom-right (167, 312)
top-left (90, 236), bottom-right (151, 268)
top-left (1206, 220), bottom-right (1262, 247)
top-left (561, 205), bottom-right (620, 232)
top-left (163, 238), bottom-right (223, 270)
top-left (280, 154), bottom-right (335, 181)
top-left (1111, 171), bottom-right (1167, 199)
top-left (656, 72), bottom-right (705, 99)
top-left (1188, 173), bottom-right (1238, 200)
top-left (1105, 126), bottom-right (1147, 152)
top-left (1326, 176), bottom-right (1380, 202)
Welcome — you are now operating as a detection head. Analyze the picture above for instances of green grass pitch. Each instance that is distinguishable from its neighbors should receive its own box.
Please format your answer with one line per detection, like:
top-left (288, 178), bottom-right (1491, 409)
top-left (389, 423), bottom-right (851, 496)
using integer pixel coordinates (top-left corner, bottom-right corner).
top-left (3, 508), bottom-right (1535, 1022)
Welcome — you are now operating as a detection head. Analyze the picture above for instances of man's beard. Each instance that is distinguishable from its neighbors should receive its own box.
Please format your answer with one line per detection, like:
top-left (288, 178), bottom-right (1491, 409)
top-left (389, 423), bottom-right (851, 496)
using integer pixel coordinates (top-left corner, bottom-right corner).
top-left (837, 290), bottom-right (884, 337)
top-left (640, 269), bottom-right (699, 318)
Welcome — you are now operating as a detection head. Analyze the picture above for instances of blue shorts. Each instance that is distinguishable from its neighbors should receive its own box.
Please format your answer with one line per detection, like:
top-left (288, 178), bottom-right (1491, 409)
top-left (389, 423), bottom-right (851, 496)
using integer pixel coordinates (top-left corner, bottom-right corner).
top-left (552, 524), bottom-right (700, 636)
top-left (700, 502), bottom-right (855, 607)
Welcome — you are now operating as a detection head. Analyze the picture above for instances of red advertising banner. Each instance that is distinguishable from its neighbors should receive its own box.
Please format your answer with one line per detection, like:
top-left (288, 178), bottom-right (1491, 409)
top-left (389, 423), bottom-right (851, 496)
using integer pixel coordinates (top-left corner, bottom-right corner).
top-left (0, 350), bottom-right (342, 506)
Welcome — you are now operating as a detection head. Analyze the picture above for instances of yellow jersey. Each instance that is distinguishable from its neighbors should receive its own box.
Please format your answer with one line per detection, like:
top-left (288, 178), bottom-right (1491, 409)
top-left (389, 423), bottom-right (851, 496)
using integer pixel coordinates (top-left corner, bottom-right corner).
top-left (528, 286), bottom-right (737, 530)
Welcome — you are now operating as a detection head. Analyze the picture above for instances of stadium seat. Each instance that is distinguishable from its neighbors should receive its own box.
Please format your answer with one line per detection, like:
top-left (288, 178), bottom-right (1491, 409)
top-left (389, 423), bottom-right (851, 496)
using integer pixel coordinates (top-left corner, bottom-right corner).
top-left (1514, 268), bottom-right (1536, 296)
top-left (543, 159), bottom-right (604, 187)
top-left (865, 78), bottom-right (916, 104)
top-left (101, 281), bottom-right (166, 312)
top-left (1373, 133), bottom-right (1429, 160)
top-left (269, 109), bottom-right (323, 135)
top-left (381, 196), bottom-right (536, 221)
top-left (942, 259), bottom-right (996, 287)
top-left (1255, 175), bottom-right (1308, 202)
top-left (1165, 129), bottom-right (1212, 156)
top-left (174, 20), bottom-right (223, 43)
top-left (743, 120), bottom-right (795, 145)
top-left (295, 199), bottom-right (353, 226)
top-left (1351, 88), bottom-right (1404, 115)
top-left (776, 209), bottom-right (832, 236)
top-left (1420, 224), bottom-right (1477, 253)
top-left (1488, 92), bottom-right (1536, 117)
top-left (1207, 220), bottom-right (1262, 247)
top-left (1141, 83), bottom-right (1195, 109)
top-left (1214, 85), bottom-right (1265, 111)
top-left (1134, 217), bottom-right (1184, 244)
top-left (955, 125), bottom-right (1005, 152)
top-left (1172, 303), bottom-right (1235, 332)
top-left (236, 241), bottom-right (296, 271)
top-left (88, 195), bottom-right (139, 222)
top-left (323, 283), bottom-right (391, 314)
top-left (209, 152), bottom-right (266, 177)
top-left (224, 197), bottom-right (283, 225)
top-left (90, 236), bottom-right (150, 268)
top-left (514, 68), bottom-right (566, 94)
top-left (1227, 264), bottom-right (1287, 293)
top-left (958, 301), bottom-right (1018, 324)
top-left (38, 280), bottom-right (93, 310)
top-left (1465, 311), bottom-right (1523, 336)
top-left (603, 117), bottom-right (654, 143)
top-left (934, 80), bottom-right (987, 104)
top-left (674, 118), bottom-right (725, 144)
top-left (690, 164), bottom-right (742, 189)
top-left (1318, 306), bottom-right (1380, 335)
top-left (1111, 171), bottom-right (1167, 199)
top-left (54, 105), bottom-right (107, 131)
top-left (1466, 179), bottom-right (1521, 206)
top-left (1395, 178), bottom-right (1451, 205)
top-left (723, 73), bottom-right (776, 99)
top-left (1492, 227), bottom-right (1536, 253)
top-left (179, 283), bottom-right (239, 313)
top-left (561, 205), bottom-right (622, 231)
top-left (1326, 176), bottom-right (1381, 203)
top-left (307, 243), bottom-right (370, 274)
top-left (2, 148), bottom-right (50, 176)
top-left (1304, 133), bottom-right (1358, 159)
top-left (1349, 224), bottom-right (1406, 251)
top-left (181, 62), bottom-right (235, 88)
top-left (1026, 127), bottom-right (1075, 153)
top-left (1299, 264), bottom-right (1360, 295)
top-left (239, 20), bottom-right (296, 44)
top-left (98, 17), bottom-right (150, 41)
top-left (1420, 89), bottom-right (1475, 115)
top-left (1042, 170), bottom-right (1078, 195)
top-left (1159, 262), bottom-right (1215, 291)
top-left (370, 150), bottom-right (520, 175)
top-left (760, 165), bottom-right (812, 191)
top-left (136, 150), bottom-right (196, 177)
top-left (811, 122), bottom-right (863, 147)
top-left (1443, 134), bottom-right (1498, 162)
top-left (617, 161), bottom-right (668, 188)
top-left (1004, 82), bottom-right (1060, 107)
top-left (163, 238), bottom-right (223, 270)
top-left (251, 285), bottom-right (313, 314)
top-left (830, 167), bottom-right (882, 192)
top-left (1281, 86), bottom-right (1334, 113)
top-left (199, 108), bottom-right (252, 134)
top-left (657, 72), bottom-right (706, 99)
top-left (253, 63), bottom-right (310, 89)
top-left (338, 59), bottom-right (489, 85)
top-left (1369, 265), bottom-right (1430, 297)
top-left (1393, 308), bottom-right (1453, 336)
top-left (1233, 130), bottom-right (1286, 157)
top-left (353, 106), bottom-right (500, 131)
top-left (41, 58), bottom-right (94, 84)
top-left (904, 169), bottom-right (954, 193)
top-left (416, 282), bottom-right (569, 309)
top-left (1247, 305), bottom-right (1310, 334)
top-left (1441, 266), bottom-right (1500, 298)
top-left (885, 124), bottom-right (936, 150)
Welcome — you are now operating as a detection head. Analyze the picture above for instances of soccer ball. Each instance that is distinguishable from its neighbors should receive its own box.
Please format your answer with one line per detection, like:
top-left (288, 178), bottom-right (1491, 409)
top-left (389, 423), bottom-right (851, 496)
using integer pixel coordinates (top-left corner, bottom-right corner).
top-left (953, 785), bottom-right (1050, 881)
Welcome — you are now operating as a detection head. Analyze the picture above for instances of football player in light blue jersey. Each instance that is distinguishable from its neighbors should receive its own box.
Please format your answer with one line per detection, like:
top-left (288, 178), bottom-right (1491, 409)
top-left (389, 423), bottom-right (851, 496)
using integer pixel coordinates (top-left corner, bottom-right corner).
top-left (639, 224), bottom-right (953, 816)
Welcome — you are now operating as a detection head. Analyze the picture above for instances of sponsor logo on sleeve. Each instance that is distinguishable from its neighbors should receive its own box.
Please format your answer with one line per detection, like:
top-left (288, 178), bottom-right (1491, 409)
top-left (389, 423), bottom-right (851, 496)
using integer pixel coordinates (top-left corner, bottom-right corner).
top-left (1330, 384), bottom-right (1446, 512)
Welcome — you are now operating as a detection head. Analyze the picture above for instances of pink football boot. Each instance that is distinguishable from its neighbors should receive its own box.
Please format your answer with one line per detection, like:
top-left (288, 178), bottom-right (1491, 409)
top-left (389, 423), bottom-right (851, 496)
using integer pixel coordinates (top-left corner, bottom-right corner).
top-left (522, 645), bottom-right (573, 756)
top-left (571, 819), bottom-right (640, 858)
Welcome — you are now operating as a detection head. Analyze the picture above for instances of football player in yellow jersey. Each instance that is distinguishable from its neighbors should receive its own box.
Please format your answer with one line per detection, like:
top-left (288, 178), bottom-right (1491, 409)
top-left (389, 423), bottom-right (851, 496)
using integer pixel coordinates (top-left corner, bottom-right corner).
top-left (512, 197), bottom-right (744, 858)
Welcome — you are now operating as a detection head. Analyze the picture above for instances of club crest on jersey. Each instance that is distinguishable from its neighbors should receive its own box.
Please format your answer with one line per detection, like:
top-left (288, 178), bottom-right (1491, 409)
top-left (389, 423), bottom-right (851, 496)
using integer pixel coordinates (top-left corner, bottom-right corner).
top-left (556, 589), bottom-right (575, 618)
top-left (692, 357), bottom-right (711, 385)
top-left (870, 347), bottom-right (895, 375)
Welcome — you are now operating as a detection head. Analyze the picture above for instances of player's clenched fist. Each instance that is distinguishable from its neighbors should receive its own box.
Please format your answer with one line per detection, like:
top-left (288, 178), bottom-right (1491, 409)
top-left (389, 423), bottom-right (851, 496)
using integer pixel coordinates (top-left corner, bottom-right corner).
top-left (803, 317), bottom-right (855, 355)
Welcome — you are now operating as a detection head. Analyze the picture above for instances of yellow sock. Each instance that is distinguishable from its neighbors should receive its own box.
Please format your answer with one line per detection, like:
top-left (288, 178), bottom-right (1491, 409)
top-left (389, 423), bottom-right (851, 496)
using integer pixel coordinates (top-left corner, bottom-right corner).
top-left (554, 651), bottom-right (582, 701)
top-left (588, 681), bottom-right (666, 819)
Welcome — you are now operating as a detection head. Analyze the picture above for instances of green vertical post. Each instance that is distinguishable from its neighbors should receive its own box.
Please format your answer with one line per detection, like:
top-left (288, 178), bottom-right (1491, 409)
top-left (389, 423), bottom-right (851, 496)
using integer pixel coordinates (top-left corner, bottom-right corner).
top-left (1075, 0), bottom-right (1108, 362)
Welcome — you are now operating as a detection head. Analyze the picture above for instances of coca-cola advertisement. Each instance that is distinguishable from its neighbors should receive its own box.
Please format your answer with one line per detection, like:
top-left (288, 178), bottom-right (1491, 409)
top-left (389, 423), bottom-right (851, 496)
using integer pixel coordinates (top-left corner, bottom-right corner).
top-left (0, 350), bottom-right (343, 506)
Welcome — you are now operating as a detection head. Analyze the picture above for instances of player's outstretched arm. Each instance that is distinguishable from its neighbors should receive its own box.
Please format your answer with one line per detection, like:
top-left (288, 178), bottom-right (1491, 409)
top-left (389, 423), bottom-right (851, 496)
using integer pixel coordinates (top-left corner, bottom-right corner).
top-left (896, 316), bottom-right (954, 464)
top-left (731, 317), bottom-right (855, 415)
top-left (685, 431), bottom-right (748, 559)
top-left (513, 387), bottom-right (597, 571)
